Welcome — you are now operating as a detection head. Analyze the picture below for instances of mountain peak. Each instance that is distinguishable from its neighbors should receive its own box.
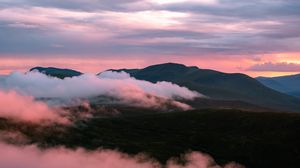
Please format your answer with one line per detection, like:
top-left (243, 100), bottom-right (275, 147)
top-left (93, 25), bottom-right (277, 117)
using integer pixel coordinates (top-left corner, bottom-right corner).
top-left (145, 62), bottom-right (187, 68)
top-left (142, 63), bottom-right (198, 73)
top-left (30, 67), bottom-right (82, 79)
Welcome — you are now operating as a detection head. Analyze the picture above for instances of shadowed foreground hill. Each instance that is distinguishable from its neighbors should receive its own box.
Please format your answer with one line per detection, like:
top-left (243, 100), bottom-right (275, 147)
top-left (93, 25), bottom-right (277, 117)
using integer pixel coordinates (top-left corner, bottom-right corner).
top-left (111, 63), bottom-right (300, 112)
top-left (1, 109), bottom-right (300, 168)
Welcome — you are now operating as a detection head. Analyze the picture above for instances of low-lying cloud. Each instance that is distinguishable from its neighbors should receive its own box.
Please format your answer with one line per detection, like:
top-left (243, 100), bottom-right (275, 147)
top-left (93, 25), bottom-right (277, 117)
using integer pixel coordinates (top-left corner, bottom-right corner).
top-left (0, 90), bottom-right (68, 123)
top-left (0, 142), bottom-right (244, 168)
top-left (0, 71), bottom-right (203, 122)
top-left (0, 71), bottom-right (202, 109)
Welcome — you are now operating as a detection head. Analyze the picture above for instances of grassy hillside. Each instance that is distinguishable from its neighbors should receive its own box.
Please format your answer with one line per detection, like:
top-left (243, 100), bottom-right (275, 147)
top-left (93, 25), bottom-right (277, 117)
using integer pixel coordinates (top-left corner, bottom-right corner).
top-left (1, 109), bottom-right (299, 168)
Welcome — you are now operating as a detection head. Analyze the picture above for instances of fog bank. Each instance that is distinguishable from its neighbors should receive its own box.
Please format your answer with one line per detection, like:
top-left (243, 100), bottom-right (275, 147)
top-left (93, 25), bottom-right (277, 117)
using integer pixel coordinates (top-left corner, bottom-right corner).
top-left (0, 71), bottom-right (202, 110)
top-left (0, 90), bottom-right (67, 123)
top-left (0, 142), bottom-right (244, 168)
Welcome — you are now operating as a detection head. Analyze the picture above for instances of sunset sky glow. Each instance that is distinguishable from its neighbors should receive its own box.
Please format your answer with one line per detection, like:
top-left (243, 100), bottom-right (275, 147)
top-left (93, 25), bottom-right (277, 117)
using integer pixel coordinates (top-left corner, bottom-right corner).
top-left (0, 0), bottom-right (300, 77)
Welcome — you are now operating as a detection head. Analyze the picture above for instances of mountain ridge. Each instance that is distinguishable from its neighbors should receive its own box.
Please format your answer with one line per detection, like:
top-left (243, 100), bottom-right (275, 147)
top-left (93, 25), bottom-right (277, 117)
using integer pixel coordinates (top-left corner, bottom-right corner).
top-left (110, 63), bottom-right (300, 112)
top-left (28, 63), bottom-right (300, 112)
top-left (256, 73), bottom-right (300, 98)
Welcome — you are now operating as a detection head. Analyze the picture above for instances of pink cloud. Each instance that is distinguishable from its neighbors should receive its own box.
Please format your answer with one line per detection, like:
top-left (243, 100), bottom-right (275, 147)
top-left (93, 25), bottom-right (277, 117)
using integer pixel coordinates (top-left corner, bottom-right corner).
top-left (0, 90), bottom-right (68, 123)
top-left (0, 142), bottom-right (244, 168)
top-left (1, 71), bottom-right (202, 110)
top-left (0, 7), bottom-right (113, 41)
top-left (0, 57), bottom-right (145, 75)
top-left (248, 62), bottom-right (300, 72)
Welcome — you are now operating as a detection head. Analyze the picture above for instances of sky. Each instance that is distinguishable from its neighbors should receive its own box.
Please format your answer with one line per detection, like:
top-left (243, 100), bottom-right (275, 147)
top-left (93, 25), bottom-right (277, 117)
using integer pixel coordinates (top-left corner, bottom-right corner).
top-left (0, 0), bottom-right (300, 77)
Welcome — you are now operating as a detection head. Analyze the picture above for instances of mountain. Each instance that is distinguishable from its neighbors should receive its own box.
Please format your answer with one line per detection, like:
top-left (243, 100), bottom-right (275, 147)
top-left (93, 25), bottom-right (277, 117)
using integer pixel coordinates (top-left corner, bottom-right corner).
top-left (30, 67), bottom-right (82, 79)
top-left (256, 74), bottom-right (300, 98)
top-left (0, 75), bottom-right (5, 80)
top-left (109, 63), bottom-right (300, 112)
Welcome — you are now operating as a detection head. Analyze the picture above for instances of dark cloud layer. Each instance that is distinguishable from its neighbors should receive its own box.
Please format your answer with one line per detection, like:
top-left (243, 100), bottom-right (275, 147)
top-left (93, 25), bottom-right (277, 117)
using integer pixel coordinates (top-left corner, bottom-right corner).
top-left (0, 0), bottom-right (300, 75)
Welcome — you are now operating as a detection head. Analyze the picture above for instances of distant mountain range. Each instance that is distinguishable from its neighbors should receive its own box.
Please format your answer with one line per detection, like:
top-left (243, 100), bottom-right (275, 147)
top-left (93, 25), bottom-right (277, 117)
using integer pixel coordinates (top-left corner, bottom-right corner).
top-left (0, 75), bottom-right (6, 82)
top-left (256, 74), bottom-right (300, 98)
top-left (29, 63), bottom-right (300, 112)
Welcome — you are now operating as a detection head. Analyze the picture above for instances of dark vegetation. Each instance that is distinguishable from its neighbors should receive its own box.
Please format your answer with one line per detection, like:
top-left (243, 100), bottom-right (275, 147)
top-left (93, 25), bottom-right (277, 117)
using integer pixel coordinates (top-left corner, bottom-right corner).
top-left (1, 109), bottom-right (300, 168)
